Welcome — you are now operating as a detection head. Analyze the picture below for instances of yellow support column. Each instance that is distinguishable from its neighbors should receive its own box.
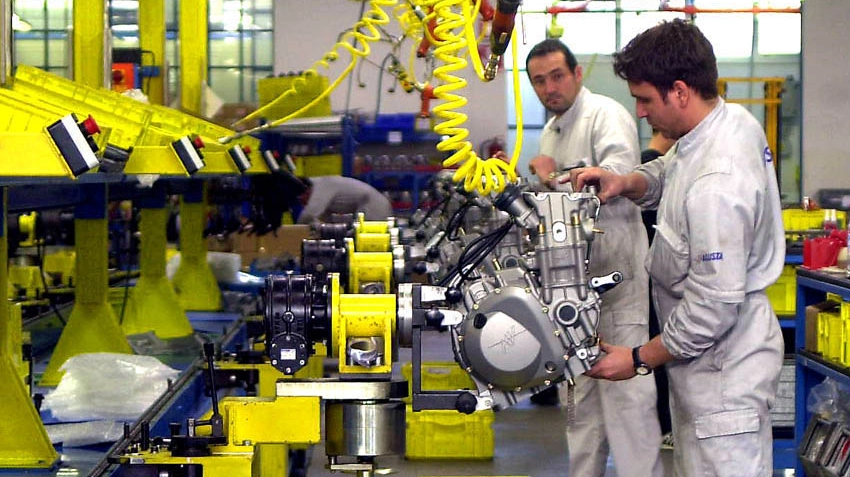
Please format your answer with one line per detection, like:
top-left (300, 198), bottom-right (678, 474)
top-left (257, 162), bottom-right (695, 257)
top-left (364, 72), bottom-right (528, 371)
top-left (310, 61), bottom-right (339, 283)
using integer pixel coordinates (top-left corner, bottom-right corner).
top-left (73, 0), bottom-right (107, 89)
top-left (0, 190), bottom-right (60, 468)
top-left (121, 194), bottom-right (194, 338)
top-left (179, 0), bottom-right (207, 115)
top-left (139, 0), bottom-right (166, 105)
top-left (41, 186), bottom-right (132, 386)
top-left (172, 182), bottom-right (221, 311)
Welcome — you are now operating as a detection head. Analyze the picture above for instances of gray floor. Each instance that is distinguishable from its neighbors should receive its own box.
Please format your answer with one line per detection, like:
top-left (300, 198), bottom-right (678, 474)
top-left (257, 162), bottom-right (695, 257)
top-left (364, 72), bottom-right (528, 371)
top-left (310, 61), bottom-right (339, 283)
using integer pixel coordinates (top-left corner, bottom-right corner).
top-left (303, 330), bottom-right (672, 477)
top-left (301, 330), bottom-right (792, 477)
top-left (303, 398), bottom-right (674, 477)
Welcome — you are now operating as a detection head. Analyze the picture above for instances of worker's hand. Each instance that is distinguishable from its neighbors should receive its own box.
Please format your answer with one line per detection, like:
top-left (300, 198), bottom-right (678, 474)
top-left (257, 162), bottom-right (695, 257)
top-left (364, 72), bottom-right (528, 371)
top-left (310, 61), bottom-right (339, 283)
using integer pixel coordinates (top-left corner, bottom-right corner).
top-left (528, 155), bottom-right (558, 189)
top-left (585, 341), bottom-right (636, 381)
top-left (566, 167), bottom-right (624, 203)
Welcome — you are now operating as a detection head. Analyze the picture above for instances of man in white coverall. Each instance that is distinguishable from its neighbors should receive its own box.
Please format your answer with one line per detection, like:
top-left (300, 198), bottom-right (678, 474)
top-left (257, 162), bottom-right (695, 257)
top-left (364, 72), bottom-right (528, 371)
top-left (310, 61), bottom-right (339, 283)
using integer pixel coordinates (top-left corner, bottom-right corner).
top-left (525, 38), bottom-right (663, 477)
top-left (571, 20), bottom-right (785, 477)
top-left (296, 176), bottom-right (393, 224)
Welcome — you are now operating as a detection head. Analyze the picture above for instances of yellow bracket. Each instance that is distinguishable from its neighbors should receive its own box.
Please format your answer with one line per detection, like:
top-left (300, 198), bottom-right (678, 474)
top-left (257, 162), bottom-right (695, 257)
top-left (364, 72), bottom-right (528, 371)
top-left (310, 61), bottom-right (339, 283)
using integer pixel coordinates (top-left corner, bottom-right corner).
top-left (329, 274), bottom-right (396, 375)
top-left (348, 248), bottom-right (393, 294)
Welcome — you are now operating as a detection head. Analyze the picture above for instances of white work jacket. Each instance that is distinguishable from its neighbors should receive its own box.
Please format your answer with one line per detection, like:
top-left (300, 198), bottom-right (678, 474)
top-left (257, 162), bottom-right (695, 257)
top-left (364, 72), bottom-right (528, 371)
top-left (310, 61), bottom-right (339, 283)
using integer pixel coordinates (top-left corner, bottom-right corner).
top-left (635, 99), bottom-right (785, 477)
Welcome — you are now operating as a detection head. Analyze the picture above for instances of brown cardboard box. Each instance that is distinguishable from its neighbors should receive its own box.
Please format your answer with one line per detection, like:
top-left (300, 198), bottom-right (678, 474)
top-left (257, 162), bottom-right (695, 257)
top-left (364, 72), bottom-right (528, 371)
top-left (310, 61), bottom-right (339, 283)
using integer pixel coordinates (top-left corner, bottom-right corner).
top-left (806, 300), bottom-right (840, 353)
top-left (211, 102), bottom-right (259, 130)
top-left (206, 234), bottom-right (234, 252)
top-left (258, 225), bottom-right (311, 260)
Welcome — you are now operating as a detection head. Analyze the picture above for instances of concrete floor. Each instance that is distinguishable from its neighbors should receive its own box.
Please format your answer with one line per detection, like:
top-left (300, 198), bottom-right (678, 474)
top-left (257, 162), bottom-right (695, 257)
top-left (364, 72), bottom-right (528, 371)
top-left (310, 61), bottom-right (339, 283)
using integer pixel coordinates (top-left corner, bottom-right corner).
top-left (301, 330), bottom-right (793, 477)
top-left (303, 398), bottom-right (674, 477)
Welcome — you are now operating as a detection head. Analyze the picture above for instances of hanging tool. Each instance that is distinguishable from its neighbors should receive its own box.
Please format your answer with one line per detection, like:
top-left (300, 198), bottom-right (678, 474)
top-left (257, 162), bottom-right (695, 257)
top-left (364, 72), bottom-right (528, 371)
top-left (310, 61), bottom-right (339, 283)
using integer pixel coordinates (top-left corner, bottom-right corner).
top-left (483, 0), bottom-right (522, 81)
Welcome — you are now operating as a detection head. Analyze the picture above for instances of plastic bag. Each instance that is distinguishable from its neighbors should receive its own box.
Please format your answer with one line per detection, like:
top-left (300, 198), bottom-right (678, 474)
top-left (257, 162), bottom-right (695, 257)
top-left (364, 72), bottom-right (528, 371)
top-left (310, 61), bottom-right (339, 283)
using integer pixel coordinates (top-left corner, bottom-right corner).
top-left (46, 420), bottom-right (125, 447)
top-left (43, 353), bottom-right (180, 422)
top-left (807, 377), bottom-right (850, 422)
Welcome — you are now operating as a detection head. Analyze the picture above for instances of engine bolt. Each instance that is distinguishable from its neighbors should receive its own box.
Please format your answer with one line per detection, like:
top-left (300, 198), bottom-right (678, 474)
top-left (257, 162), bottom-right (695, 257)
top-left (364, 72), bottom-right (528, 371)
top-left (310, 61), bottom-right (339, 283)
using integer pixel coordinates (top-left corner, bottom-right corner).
top-left (487, 383), bottom-right (494, 390)
top-left (272, 359), bottom-right (278, 365)
top-left (554, 330), bottom-right (561, 336)
top-left (542, 307), bottom-right (549, 313)
top-left (457, 335), bottom-right (464, 342)
top-left (563, 354), bottom-right (569, 361)
top-left (514, 387), bottom-right (521, 392)
top-left (544, 379), bottom-right (551, 386)
top-left (494, 288), bottom-right (501, 294)
top-left (472, 303), bottom-right (479, 310)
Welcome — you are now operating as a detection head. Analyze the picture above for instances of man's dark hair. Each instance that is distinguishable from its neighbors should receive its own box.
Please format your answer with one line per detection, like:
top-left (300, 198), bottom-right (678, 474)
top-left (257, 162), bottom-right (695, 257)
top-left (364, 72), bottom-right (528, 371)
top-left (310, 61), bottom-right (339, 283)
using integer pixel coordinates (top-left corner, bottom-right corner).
top-left (526, 39), bottom-right (578, 78)
top-left (612, 19), bottom-right (718, 100)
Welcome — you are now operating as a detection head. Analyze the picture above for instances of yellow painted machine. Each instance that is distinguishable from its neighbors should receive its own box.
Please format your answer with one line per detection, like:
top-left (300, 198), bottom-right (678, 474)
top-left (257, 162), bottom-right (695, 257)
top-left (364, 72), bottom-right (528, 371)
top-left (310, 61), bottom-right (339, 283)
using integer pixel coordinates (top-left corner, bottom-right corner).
top-left (0, 88), bottom-right (101, 178)
top-left (13, 65), bottom-right (269, 175)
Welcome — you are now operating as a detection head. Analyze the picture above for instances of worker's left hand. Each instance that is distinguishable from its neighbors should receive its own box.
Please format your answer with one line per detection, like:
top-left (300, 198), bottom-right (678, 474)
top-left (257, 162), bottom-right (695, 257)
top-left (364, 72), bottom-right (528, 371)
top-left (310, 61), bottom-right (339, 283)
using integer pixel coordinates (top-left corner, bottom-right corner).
top-left (586, 341), bottom-right (636, 381)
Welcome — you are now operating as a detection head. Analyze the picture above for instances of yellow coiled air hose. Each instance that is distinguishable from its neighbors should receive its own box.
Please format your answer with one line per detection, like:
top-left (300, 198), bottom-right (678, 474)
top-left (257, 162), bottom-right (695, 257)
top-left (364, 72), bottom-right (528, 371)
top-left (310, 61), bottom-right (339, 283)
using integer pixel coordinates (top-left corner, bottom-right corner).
top-left (429, 0), bottom-right (520, 195)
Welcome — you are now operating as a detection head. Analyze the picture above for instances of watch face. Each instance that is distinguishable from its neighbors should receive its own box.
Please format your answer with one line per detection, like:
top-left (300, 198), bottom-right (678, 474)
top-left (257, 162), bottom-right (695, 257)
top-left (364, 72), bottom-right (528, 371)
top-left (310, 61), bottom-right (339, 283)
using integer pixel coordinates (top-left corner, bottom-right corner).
top-left (636, 365), bottom-right (652, 376)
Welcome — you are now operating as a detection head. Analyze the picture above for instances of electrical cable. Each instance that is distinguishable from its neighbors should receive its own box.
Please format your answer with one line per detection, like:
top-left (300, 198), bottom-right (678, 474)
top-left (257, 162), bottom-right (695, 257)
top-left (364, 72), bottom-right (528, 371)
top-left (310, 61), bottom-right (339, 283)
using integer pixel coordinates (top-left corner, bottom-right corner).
top-left (438, 216), bottom-right (514, 287)
top-left (222, 0), bottom-right (398, 143)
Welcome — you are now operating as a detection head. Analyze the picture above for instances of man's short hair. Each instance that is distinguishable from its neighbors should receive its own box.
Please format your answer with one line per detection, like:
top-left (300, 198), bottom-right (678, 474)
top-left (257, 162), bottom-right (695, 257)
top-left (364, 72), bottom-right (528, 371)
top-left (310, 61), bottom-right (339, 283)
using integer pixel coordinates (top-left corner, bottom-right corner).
top-left (526, 39), bottom-right (578, 78)
top-left (612, 19), bottom-right (718, 101)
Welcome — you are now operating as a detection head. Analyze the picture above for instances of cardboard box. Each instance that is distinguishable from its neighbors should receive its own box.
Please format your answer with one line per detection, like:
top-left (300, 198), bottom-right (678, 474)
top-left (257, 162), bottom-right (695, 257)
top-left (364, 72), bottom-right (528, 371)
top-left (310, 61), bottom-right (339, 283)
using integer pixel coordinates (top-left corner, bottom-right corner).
top-left (807, 300), bottom-right (840, 353)
top-left (211, 102), bottom-right (259, 130)
top-left (258, 225), bottom-right (311, 259)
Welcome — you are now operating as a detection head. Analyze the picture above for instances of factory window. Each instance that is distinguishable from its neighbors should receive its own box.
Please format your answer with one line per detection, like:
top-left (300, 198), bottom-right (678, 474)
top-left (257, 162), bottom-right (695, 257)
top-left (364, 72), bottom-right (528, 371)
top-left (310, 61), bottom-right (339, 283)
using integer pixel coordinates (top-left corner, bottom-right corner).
top-left (12, 0), bottom-right (273, 106)
top-left (12, 0), bottom-right (72, 77)
top-left (505, 0), bottom-right (801, 128)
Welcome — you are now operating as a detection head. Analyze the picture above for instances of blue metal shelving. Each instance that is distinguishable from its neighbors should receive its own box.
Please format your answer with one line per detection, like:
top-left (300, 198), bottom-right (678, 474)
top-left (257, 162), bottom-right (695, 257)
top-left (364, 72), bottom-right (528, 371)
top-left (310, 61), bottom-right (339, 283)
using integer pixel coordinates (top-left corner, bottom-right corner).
top-left (793, 268), bottom-right (850, 476)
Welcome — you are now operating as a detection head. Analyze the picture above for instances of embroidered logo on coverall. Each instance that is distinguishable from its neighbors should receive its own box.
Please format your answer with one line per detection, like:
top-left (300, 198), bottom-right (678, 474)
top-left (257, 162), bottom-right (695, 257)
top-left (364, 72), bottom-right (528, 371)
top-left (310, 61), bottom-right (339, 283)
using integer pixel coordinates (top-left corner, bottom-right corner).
top-left (763, 146), bottom-right (773, 164)
top-left (699, 252), bottom-right (724, 262)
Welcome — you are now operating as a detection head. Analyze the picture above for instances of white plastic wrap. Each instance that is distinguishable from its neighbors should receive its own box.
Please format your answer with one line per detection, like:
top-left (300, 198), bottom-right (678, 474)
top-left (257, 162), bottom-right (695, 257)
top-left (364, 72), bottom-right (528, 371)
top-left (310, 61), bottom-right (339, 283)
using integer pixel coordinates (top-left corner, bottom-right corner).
top-left (43, 353), bottom-right (180, 422)
top-left (46, 420), bottom-right (125, 447)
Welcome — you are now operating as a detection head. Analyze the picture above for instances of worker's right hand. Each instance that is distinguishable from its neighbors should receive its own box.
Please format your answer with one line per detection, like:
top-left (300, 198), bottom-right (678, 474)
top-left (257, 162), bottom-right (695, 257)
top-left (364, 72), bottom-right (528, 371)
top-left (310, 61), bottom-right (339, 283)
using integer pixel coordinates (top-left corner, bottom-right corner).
top-left (567, 166), bottom-right (624, 203)
top-left (528, 155), bottom-right (557, 188)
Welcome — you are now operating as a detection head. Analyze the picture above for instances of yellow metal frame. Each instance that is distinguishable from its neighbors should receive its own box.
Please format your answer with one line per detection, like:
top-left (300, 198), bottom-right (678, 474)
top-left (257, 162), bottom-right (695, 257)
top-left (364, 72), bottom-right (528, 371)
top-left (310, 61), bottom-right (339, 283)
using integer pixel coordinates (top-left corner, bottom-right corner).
top-left (329, 274), bottom-right (396, 375)
top-left (115, 396), bottom-right (320, 477)
top-left (13, 65), bottom-right (268, 174)
top-left (121, 207), bottom-right (193, 339)
top-left (41, 217), bottom-right (133, 385)
top-left (348, 247), bottom-right (393, 294)
top-left (172, 197), bottom-right (222, 311)
top-left (0, 191), bottom-right (59, 468)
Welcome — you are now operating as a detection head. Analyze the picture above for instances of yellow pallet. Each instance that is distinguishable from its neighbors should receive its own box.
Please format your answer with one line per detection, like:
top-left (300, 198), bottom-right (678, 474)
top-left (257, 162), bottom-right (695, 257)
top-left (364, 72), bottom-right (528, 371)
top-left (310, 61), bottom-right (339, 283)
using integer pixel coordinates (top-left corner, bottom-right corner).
top-left (782, 208), bottom-right (847, 231)
top-left (401, 361), bottom-right (476, 404)
top-left (405, 405), bottom-right (494, 460)
top-left (295, 154), bottom-right (342, 177)
top-left (766, 265), bottom-right (796, 316)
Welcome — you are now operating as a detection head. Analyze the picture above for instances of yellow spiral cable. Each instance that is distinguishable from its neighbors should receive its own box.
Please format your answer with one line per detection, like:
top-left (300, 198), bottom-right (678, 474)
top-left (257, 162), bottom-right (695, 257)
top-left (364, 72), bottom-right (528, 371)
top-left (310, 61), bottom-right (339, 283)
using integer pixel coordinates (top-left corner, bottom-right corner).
top-left (431, 0), bottom-right (517, 195)
top-left (223, 0), bottom-right (397, 142)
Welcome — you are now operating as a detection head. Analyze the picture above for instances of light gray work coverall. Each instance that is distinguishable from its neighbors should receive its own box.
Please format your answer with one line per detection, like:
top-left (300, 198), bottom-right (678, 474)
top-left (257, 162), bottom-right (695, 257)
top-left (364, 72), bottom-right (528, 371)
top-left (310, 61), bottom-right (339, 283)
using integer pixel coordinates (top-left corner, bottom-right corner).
top-left (548, 87), bottom-right (664, 477)
top-left (297, 175), bottom-right (393, 224)
top-left (634, 99), bottom-right (785, 477)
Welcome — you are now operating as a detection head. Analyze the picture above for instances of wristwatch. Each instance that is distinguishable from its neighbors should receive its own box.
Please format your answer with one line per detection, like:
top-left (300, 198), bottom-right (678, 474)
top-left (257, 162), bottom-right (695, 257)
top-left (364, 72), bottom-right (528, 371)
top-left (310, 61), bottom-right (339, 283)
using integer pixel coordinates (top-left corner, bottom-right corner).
top-left (632, 346), bottom-right (652, 375)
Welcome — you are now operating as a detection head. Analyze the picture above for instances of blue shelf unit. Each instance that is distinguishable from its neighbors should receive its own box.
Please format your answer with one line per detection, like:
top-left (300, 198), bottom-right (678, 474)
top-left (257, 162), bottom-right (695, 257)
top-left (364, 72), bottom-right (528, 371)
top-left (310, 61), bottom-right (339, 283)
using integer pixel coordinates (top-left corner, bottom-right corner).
top-left (793, 268), bottom-right (850, 476)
